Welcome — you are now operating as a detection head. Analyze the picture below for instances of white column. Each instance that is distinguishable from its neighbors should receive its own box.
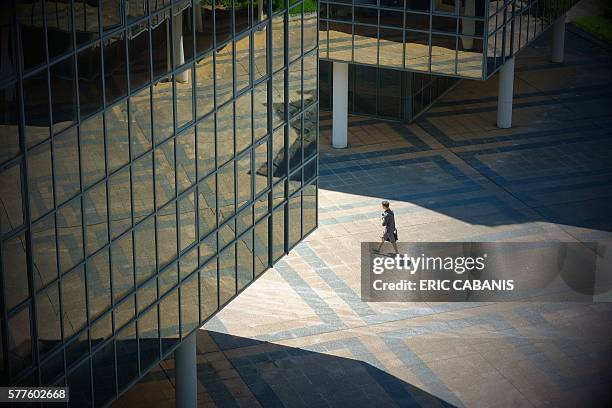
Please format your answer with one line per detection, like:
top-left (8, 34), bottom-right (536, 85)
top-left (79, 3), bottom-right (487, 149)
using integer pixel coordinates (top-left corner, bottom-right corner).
top-left (497, 57), bottom-right (515, 129)
top-left (173, 11), bottom-right (189, 83)
top-left (551, 14), bottom-right (566, 63)
top-left (175, 333), bottom-right (197, 408)
top-left (461, 0), bottom-right (475, 50)
top-left (332, 62), bottom-right (348, 149)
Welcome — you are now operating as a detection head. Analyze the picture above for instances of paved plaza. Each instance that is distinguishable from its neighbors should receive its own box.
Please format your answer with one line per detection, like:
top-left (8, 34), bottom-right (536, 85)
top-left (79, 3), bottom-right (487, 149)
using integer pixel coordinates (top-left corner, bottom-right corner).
top-left (114, 25), bottom-right (612, 408)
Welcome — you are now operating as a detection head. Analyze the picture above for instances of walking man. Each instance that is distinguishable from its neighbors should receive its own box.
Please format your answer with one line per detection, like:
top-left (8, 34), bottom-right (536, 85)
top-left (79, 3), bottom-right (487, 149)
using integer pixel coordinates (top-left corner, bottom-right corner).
top-left (376, 201), bottom-right (399, 254)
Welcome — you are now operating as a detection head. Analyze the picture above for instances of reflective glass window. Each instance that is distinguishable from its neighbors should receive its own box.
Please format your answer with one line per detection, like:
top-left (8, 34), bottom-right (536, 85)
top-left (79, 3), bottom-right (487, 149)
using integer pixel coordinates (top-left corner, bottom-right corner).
top-left (80, 115), bottom-right (106, 188)
top-left (197, 115), bottom-right (216, 179)
top-left (57, 197), bottom-right (83, 273)
top-left (155, 138), bottom-right (176, 208)
top-left (235, 91), bottom-right (252, 154)
top-left (196, 53), bottom-right (215, 118)
top-left (109, 167), bottom-right (132, 239)
top-left (132, 152), bottom-right (154, 223)
top-left (134, 217), bottom-right (157, 285)
top-left (50, 56), bottom-right (77, 134)
top-left (111, 232), bottom-right (134, 302)
top-left (177, 127), bottom-right (197, 192)
top-left (199, 175), bottom-right (217, 238)
top-left (130, 86), bottom-right (153, 158)
top-left (105, 101), bottom-right (130, 173)
top-left (84, 182), bottom-right (108, 255)
top-left (53, 127), bottom-right (80, 205)
top-left (87, 248), bottom-right (112, 320)
top-left (61, 265), bottom-right (87, 340)
top-left (104, 32), bottom-right (128, 104)
top-left (2, 233), bottom-right (29, 311)
top-left (157, 201), bottom-right (178, 268)
top-left (219, 244), bottom-right (236, 305)
top-left (32, 213), bottom-right (57, 289)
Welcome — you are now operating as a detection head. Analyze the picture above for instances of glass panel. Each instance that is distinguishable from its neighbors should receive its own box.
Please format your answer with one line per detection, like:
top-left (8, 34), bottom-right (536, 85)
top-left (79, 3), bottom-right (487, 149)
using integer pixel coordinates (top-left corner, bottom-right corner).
top-left (92, 313), bottom-right (113, 352)
top-left (137, 277), bottom-right (157, 314)
top-left (62, 265), bottom-right (87, 340)
top-left (152, 80), bottom-right (174, 143)
top-left (8, 306), bottom-right (32, 377)
top-left (198, 175), bottom-right (217, 238)
top-left (126, 0), bottom-right (147, 21)
top-left (155, 138), bottom-right (176, 208)
top-left (272, 70), bottom-right (285, 128)
top-left (288, 168), bottom-right (301, 196)
top-left (328, 22), bottom-right (352, 61)
top-left (353, 24), bottom-right (377, 65)
top-left (176, 67), bottom-right (193, 128)
top-left (197, 115), bottom-right (215, 179)
top-left (219, 244), bottom-right (236, 305)
top-left (180, 272), bottom-right (199, 335)
top-left (177, 127), bottom-right (197, 192)
top-left (237, 232), bottom-right (253, 290)
top-left (236, 205), bottom-right (253, 236)
top-left (253, 80), bottom-right (268, 142)
top-left (431, 34), bottom-right (457, 74)
top-left (159, 290), bottom-right (179, 354)
top-left (272, 13), bottom-right (285, 73)
top-left (253, 25), bottom-right (267, 81)
top-left (272, 179), bottom-right (285, 208)
top-left (105, 101), bottom-right (130, 173)
top-left (179, 192), bottom-right (196, 252)
top-left (180, 245), bottom-right (198, 279)
top-left (288, 194), bottom-right (300, 247)
top-left (216, 102), bottom-right (234, 165)
top-left (65, 321), bottom-right (88, 368)
top-left (288, 5), bottom-right (302, 62)
top-left (254, 194), bottom-right (268, 222)
top-left (19, 0), bottom-right (46, 70)
top-left (54, 127), bottom-right (80, 205)
top-left (46, 0), bottom-right (73, 59)
top-left (218, 161), bottom-right (235, 223)
top-left (132, 152), bottom-right (154, 223)
top-left (272, 206), bottom-right (284, 261)
top-left (272, 126), bottom-right (285, 183)
top-left (28, 141), bottom-right (54, 221)
top-left (457, 37), bottom-right (483, 78)
top-left (2, 233), bottom-right (29, 311)
top-left (151, 11), bottom-right (171, 78)
top-left (196, 53), bottom-right (214, 118)
top-left (235, 90), bottom-right (252, 154)
top-left (40, 350), bottom-right (63, 385)
top-left (114, 294), bottom-right (135, 330)
top-left (215, 1), bottom-right (232, 44)
top-left (80, 115), bottom-right (106, 188)
top-left (116, 322), bottom-right (138, 392)
top-left (235, 34), bottom-right (251, 92)
top-left (405, 30), bottom-right (430, 72)
top-left (93, 341), bottom-right (116, 407)
top-left (216, 42), bottom-right (234, 106)
top-left (0, 164), bottom-right (23, 235)
top-left (289, 115), bottom-right (301, 170)
top-left (50, 56), bottom-right (77, 134)
top-left (57, 197), bottom-right (83, 273)
top-left (109, 167), bottom-right (132, 239)
top-left (130, 86), bottom-right (152, 158)
top-left (111, 232), bottom-right (134, 302)
top-left (303, 52), bottom-right (316, 107)
top-left (237, 153), bottom-right (252, 210)
top-left (200, 258), bottom-right (218, 320)
top-left (254, 141), bottom-right (268, 195)
top-left (157, 201), bottom-right (178, 268)
top-left (254, 219), bottom-right (268, 276)
top-left (288, 60), bottom-right (301, 117)
top-left (104, 32), bottom-right (128, 104)
top-left (84, 182), bottom-right (108, 255)
top-left (199, 233), bottom-right (217, 266)
top-left (77, 45), bottom-right (103, 118)
top-left (139, 305), bottom-right (159, 371)
top-left (303, 1), bottom-right (317, 53)
top-left (379, 28), bottom-right (404, 68)
top-left (303, 104), bottom-right (317, 160)
top-left (218, 220), bottom-right (236, 249)
top-left (23, 70), bottom-right (50, 147)
top-left (32, 213), bottom-right (58, 289)
top-left (129, 22), bottom-right (150, 90)
top-left (303, 182), bottom-right (316, 235)
top-left (0, 84), bottom-right (18, 164)
top-left (135, 217), bottom-right (157, 285)
top-left (195, 2), bottom-right (214, 54)
top-left (235, 0), bottom-right (250, 34)
top-left (87, 248), bottom-right (112, 320)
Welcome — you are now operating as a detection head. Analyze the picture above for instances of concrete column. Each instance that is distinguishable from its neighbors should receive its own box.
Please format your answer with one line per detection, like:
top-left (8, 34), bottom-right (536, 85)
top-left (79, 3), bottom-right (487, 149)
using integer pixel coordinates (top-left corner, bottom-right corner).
top-left (175, 333), bottom-right (197, 408)
top-left (551, 14), bottom-right (566, 63)
top-left (461, 0), bottom-right (475, 50)
top-left (258, 0), bottom-right (264, 22)
top-left (332, 62), bottom-right (348, 149)
top-left (497, 57), bottom-right (515, 129)
top-left (173, 11), bottom-right (189, 83)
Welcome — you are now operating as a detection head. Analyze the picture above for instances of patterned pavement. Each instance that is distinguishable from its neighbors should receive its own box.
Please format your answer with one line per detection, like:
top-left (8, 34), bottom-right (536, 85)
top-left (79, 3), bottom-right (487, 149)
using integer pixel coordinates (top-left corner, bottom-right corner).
top-left (114, 26), bottom-right (612, 408)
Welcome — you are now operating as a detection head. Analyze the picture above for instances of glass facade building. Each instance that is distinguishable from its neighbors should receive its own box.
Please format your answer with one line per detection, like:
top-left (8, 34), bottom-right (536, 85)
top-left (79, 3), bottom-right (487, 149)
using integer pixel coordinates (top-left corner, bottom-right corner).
top-left (0, 0), bottom-right (317, 406)
top-left (320, 0), bottom-right (577, 79)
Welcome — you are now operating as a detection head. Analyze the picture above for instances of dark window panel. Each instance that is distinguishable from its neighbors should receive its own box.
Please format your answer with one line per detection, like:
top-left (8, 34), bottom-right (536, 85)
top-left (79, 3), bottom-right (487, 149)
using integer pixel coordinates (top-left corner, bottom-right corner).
top-left (92, 341), bottom-right (116, 407)
top-left (0, 163), bottom-right (24, 236)
top-left (67, 360), bottom-right (92, 408)
top-left (406, 0), bottom-right (431, 12)
top-left (111, 232), bottom-right (135, 302)
top-left (138, 304), bottom-right (159, 372)
top-left (45, 0), bottom-right (73, 60)
top-left (61, 264), bottom-right (87, 340)
top-left (19, 0), bottom-right (46, 70)
top-left (151, 12), bottom-right (171, 79)
top-left (87, 248), bottom-right (112, 320)
top-left (78, 45), bottom-right (103, 117)
top-left (57, 197), bottom-right (84, 274)
top-left (104, 33), bottom-right (128, 104)
top-left (378, 67), bottom-right (402, 117)
top-left (53, 127), bottom-right (80, 205)
top-left (50, 56), bottom-right (77, 134)
top-left (303, 156), bottom-right (316, 183)
top-left (329, 4), bottom-right (352, 22)
top-left (23, 70), bottom-right (51, 147)
top-left (354, 7), bottom-right (378, 25)
top-left (195, 2), bottom-right (214, 54)
top-left (0, 84), bottom-right (20, 164)
top-left (177, 127), bottom-right (196, 192)
top-left (218, 243), bottom-right (236, 305)
top-left (235, 0), bottom-right (250, 35)
top-left (126, 0), bottom-right (148, 22)
top-left (102, 0), bottom-right (122, 32)
top-left (116, 322), bottom-right (139, 392)
top-left (40, 349), bottom-right (64, 385)
top-left (90, 313), bottom-right (112, 353)
top-left (2, 233), bottom-right (29, 311)
top-left (129, 22), bottom-right (150, 90)
top-left (32, 212), bottom-right (58, 289)
top-left (159, 289), bottom-right (179, 354)
top-left (8, 305), bottom-right (33, 377)
top-left (215, 2), bottom-right (232, 44)
top-left (80, 115), bottom-right (106, 188)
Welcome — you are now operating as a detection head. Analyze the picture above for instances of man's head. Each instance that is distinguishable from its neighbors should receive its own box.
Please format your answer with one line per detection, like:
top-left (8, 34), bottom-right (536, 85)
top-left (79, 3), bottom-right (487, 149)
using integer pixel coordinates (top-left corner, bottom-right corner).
top-left (382, 200), bottom-right (390, 210)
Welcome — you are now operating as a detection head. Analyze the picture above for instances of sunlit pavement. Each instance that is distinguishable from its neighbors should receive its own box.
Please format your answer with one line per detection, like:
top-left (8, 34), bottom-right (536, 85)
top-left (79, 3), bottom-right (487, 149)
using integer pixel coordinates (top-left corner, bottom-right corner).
top-left (114, 26), bottom-right (612, 408)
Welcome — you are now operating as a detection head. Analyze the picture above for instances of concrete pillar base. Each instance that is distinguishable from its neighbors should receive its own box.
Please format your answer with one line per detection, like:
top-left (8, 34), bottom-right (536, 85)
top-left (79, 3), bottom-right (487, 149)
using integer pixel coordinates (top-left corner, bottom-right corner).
top-left (497, 57), bottom-right (515, 129)
top-left (175, 334), bottom-right (197, 408)
top-left (332, 62), bottom-right (349, 149)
